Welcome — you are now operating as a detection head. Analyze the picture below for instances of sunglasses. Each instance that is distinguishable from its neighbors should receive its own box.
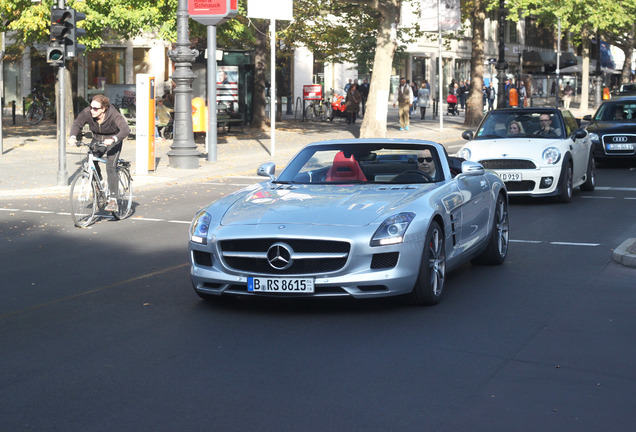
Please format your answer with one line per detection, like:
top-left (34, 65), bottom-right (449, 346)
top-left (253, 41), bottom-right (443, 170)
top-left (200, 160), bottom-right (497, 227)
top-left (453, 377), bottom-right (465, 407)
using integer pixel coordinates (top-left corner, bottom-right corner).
top-left (417, 157), bottom-right (433, 163)
top-left (90, 105), bottom-right (103, 111)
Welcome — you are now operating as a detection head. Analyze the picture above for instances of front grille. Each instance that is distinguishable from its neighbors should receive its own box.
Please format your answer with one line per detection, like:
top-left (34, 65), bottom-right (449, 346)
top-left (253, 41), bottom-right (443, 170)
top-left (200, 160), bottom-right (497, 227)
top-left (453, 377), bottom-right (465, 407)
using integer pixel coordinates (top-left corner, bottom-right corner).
top-left (479, 159), bottom-right (537, 170)
top-left (602, 134), bottom-right (636, 154)
top-left (505, 180), bottom-right (535, 192)
top-left (219, 238), bottom-right (350, 275)
top-left (370, 252), bottom-right (399, 269)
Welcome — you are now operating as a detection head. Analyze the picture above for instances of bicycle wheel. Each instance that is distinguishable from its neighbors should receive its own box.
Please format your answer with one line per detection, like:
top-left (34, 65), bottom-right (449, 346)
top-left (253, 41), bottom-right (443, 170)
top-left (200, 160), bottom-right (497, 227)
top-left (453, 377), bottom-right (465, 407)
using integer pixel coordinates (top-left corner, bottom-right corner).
top-left (319, 103), bottom-right (328, 121)
top-left (304, 104), bottom-right (316, 121)
top-left (70, 172), bottom-right (97, 228)
top-left (112, 167), bottom-right (133, 220)
top-left (26, 104), bottom-right (45, 125)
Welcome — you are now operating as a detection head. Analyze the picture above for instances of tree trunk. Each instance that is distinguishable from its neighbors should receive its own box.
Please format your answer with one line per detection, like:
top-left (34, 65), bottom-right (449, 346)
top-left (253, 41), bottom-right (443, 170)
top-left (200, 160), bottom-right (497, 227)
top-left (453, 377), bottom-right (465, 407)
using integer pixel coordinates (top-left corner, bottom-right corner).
top-left (359, 0), bottom-right (400, 138)
top-left (251, 20), bottom-right (269, 130)
top-left (621, 24), bottom-right (634, 84)
top-left (464, 2), bottom-right (485, 128)
top-left (580, 26), bottom-right (591, 111)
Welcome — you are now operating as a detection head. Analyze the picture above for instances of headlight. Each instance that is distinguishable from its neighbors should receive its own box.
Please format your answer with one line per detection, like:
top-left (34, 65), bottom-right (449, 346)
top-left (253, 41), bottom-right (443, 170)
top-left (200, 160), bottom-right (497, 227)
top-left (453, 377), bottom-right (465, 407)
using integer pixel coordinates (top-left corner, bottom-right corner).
top-left (457, 148), bottom-right (471, 160)
top-left (542, 147), bottom-right (561, 165)
top-left (190, 210), bottom-right (211, 244)
top-left (588, 132), bottom-right (599, 143)
top-left (371, 212), bottom-right (415, 247)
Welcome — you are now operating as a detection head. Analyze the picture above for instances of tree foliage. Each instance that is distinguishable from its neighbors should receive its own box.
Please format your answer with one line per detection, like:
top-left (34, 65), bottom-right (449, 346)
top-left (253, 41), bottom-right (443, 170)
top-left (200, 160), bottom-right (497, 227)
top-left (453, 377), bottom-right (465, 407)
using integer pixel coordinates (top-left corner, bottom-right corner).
top-left (0, 0), bottom-right (179, 50)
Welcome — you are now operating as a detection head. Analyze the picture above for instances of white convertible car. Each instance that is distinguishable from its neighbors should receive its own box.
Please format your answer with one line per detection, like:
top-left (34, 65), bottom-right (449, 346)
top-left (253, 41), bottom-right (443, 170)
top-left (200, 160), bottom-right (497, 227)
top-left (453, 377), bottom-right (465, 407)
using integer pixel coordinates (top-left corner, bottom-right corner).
top-left (458, 108), bottom-right (595, 203)
top-left (189, 139), bottom-right (509, 306)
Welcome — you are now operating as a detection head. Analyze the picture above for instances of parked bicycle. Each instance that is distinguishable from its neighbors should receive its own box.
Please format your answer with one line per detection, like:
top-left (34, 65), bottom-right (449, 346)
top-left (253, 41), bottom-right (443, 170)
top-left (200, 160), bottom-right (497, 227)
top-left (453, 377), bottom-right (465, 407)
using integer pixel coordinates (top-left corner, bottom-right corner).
top-left (70, 139), bottom-right (133, 228)
top-left (113, 94), bottom-right (137, 118)
top-left (26, 88), bottom-right (53, 125)
top-left (304, 96), bottom-right (332, 122)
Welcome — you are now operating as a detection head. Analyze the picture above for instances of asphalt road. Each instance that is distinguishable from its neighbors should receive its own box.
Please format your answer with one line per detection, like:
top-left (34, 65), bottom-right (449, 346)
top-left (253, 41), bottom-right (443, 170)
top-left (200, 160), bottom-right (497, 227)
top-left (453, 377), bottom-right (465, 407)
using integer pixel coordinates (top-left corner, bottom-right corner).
top-left (1, 165), bottom-right (635, 432)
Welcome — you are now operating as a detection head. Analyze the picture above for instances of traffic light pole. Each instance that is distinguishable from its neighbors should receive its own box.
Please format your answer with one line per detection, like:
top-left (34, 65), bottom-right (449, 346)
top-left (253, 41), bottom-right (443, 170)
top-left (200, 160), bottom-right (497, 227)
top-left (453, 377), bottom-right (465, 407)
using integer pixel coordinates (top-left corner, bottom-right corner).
top-left (56, 0), bottom-right (68, 186)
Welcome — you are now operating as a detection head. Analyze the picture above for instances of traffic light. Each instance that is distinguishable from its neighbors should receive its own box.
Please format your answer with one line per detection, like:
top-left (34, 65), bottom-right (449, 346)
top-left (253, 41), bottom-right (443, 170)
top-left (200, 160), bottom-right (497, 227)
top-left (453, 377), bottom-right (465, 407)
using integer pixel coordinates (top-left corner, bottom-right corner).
top-left (67, 8), bottom-right (86, 59)
top-left (47, 6), bottom-right (72, 65)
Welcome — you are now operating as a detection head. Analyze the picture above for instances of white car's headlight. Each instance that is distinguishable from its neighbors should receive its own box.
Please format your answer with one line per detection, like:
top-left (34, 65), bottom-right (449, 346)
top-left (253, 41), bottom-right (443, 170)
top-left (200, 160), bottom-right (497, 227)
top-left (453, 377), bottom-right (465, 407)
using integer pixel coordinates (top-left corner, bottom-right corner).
top-left (542, 147), bottom-right (561, 165)
top-left (588, 132), bottom-right (599, 143)
top-left (457, 148), bottom-right (471, 160)
top-left (371, 212), bottom-right (415, 246)
top-left (190, 210), bottom-right (212, 244)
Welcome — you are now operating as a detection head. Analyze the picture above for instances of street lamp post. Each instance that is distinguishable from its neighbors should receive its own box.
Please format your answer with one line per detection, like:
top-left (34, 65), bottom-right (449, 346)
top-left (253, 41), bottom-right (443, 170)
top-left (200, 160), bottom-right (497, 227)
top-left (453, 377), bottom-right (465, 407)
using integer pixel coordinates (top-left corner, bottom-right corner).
top-left (167, 0), bottom-right (200, 169)
top-left (496, 0), bottom-right (508, 109)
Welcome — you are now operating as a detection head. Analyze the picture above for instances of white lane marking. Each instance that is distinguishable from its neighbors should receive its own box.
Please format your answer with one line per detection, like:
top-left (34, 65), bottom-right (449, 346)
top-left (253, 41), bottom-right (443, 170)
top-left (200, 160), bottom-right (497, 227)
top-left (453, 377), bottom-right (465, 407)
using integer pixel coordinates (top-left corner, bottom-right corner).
top-left (510, 239), bottom-right (543, 244)
top-left (625, 197), bottom-right (636, 200)
top-left (0, 208), bottom-right (20, 212)
top-left (596, 187), bottom-right (636, 192)
top-left (582, 196), bottom-right (614, 199)
top-left (167, 220), bottom-right (191, 224)
top-left (131, 217), bottom-right (165, 222)
top-left (549, 241), bottom-right (600, 247)
top-left (23, 210), bottom-right (55, 214)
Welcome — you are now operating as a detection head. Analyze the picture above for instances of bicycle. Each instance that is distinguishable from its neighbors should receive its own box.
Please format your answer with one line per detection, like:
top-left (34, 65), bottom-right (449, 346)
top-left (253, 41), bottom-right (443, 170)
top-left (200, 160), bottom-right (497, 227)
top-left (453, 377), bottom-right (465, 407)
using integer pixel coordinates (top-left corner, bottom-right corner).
top-left (69, 140), bottom-right (133, 228)
top-left (26, 88), bottom-right (52, 125)
top-left (304, 97), bottom-right (331, 122)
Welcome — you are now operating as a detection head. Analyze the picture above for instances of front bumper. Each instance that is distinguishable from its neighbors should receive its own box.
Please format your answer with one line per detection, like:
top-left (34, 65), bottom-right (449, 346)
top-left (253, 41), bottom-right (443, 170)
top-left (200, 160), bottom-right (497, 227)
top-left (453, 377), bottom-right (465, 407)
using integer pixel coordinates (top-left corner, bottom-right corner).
top-left (189, 224), bottom-right (426, 299)
top-left (490, 165), bottom-right (563, 197)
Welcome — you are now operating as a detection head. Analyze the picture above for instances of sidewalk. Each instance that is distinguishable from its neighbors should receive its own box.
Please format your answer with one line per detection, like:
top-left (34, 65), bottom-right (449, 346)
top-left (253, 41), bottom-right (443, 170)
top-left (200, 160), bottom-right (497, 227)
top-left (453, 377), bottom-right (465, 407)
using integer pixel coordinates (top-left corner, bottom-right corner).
top-left (0, 105), bottom-right (469, 197)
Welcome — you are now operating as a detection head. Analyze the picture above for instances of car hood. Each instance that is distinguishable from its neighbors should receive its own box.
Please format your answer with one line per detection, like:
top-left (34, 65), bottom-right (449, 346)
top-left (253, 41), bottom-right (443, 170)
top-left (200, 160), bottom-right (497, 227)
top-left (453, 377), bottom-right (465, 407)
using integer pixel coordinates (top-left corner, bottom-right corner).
top-left (464, 137), bottom-right (565, 160)
top-left (587, 121), bottom-right (636, 134)
top-left (218, 183), bottom-right (434, 227)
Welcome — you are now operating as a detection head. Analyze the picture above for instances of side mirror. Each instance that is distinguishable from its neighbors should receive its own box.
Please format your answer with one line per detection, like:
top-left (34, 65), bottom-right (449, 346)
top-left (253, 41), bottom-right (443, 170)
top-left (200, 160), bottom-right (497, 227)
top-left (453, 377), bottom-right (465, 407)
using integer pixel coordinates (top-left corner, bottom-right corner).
top-left (257, 162), bottom-right (276, 181)
top-left (582, 114), bottom-right (592, 121)
top-left (460, 160), bottom-right (485, 177)
top-left (462, 130), bottom-right (474, 141)
top-left (573, 129), bottom-right (587, 140)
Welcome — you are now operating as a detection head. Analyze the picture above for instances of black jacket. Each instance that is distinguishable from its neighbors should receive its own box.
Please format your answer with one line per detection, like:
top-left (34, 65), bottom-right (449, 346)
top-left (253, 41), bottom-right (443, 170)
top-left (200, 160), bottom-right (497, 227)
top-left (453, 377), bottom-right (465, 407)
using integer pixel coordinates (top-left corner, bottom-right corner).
top-left (70, 105), bottom-right (130, 144)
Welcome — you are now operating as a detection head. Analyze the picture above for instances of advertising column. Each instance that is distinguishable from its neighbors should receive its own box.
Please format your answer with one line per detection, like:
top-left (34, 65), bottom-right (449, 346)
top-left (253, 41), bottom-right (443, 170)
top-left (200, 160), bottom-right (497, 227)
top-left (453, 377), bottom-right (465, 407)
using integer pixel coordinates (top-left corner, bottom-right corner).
top-left (136, 74), bottom-right (156, 175)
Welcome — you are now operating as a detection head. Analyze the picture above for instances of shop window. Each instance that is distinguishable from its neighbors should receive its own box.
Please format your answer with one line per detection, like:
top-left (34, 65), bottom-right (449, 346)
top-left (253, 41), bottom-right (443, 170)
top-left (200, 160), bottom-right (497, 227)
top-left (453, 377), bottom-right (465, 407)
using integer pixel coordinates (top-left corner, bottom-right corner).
top-left (87, 48), bottom-right (125, 90)
top-left (133, 48), bottom-right (150, 75)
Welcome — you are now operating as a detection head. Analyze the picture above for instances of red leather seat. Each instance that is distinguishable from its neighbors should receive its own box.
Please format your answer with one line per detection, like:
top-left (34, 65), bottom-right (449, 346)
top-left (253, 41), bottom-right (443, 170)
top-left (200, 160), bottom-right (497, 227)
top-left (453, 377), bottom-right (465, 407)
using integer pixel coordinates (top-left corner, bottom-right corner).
top-left (326, 151), bottom-right (367, 182)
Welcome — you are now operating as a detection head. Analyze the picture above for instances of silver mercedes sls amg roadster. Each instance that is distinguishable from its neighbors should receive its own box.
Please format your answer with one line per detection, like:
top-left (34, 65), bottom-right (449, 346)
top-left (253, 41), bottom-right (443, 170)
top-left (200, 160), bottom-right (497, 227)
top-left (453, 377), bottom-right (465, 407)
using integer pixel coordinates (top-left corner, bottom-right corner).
top-left (189, 139), bottom-right (509, 305)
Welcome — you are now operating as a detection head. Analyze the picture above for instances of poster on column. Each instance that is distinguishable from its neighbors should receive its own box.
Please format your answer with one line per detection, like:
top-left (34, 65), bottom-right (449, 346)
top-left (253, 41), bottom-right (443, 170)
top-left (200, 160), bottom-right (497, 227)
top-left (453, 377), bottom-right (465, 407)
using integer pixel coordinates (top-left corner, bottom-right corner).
top-left (217, 65), bottom-right (239, 112)
top-left (417, 0), bottom-right (462, 32)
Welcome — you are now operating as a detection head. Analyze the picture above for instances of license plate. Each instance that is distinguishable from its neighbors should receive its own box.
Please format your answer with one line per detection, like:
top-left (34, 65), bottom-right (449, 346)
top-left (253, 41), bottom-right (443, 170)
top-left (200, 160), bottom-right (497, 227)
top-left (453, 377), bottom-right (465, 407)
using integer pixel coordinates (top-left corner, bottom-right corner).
top-left (607, 143), bottom-right (634, 151)
top-left (499, 172), bottom-right (522, 182)
top-left (247, 277), bottom-right (315, 293)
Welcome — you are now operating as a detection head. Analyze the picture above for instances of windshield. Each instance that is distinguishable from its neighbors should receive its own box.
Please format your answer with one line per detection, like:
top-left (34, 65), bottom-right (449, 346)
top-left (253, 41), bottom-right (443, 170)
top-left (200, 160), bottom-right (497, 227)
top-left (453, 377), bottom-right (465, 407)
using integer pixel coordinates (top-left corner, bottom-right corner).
top-left (275, 143), bottom-right (446, 184)
top-left (593, 101), bottom-right (636, 122)
top-left (474, 111), bottom-right (565, 139)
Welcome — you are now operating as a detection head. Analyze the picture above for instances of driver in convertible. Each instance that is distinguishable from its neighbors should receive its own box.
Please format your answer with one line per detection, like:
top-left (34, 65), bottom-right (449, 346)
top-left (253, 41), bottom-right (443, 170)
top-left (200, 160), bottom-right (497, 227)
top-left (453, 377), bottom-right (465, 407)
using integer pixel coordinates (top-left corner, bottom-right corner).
top-left (533, 114), bottom-right (558, 137)
top-left (417, 149), bottom-right (437, 179)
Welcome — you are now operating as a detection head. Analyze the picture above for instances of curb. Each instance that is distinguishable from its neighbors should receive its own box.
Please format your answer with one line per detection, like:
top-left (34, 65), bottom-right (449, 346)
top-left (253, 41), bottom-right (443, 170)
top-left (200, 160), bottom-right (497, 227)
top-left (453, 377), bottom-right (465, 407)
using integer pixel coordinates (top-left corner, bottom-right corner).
top-left (612, 238), bottom-right (636, 268)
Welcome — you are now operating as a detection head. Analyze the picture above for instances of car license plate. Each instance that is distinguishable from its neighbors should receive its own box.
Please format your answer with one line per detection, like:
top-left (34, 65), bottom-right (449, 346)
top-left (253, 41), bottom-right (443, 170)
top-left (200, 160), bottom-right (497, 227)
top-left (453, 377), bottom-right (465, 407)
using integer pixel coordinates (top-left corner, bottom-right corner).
top-left (607, 143), bottom-right (634, 151)
top-left (247, 277), bottom-right (315, 293)
top-left (499, 172), bottom-right (522, 182)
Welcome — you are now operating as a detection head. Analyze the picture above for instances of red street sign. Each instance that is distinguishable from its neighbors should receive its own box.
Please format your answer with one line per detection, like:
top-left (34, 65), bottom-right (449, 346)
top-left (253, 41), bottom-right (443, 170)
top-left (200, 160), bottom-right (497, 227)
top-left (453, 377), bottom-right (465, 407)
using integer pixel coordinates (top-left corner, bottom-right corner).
top-left (303, 84), bottom-right (323, 101)
top-left (188, 0), bottom-right (238, 25)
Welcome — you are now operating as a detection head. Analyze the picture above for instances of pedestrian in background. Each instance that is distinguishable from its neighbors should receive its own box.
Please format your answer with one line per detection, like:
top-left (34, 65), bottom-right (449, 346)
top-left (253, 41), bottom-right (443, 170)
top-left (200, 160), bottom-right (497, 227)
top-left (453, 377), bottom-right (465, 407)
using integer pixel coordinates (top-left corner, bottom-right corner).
top-left (409, 80), bottom-right (418, 116)
top-left (345, 83), bottom-right (361, 124)
top-left (563, 82), bottom-right (573, 109)
top-left (459, 80), bottom-right (467, 110)
top-left (393, 77), bottom-right (413, 131)
top-left (359, 78), bottom-right (370, 116)
top-left (417, 82), bottom-right (430, 120)
top-left (487, 81), bottom-right (496, 111)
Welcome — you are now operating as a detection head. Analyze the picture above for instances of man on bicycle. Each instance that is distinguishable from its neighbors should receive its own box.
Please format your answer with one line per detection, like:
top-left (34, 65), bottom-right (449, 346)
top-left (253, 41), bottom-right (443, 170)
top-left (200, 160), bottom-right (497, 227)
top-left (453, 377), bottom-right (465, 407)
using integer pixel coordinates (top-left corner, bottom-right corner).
top-left (69, 95), bottom-right (130, 212)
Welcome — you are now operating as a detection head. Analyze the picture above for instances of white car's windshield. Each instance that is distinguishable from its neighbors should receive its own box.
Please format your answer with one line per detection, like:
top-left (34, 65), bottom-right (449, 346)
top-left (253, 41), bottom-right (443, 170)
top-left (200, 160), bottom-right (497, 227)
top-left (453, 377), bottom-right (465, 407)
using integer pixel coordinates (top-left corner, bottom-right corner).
top-left (276, 143), bottom-right (448, 184)
top-left (475, 111), bottom-right (565, 139)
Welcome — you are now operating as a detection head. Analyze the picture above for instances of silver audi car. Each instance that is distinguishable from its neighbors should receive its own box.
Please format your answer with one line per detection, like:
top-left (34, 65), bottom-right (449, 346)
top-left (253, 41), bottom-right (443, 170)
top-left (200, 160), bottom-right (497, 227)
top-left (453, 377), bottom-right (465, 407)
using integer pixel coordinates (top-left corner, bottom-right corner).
top-left (189, 139), bottom-right (509, 306)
